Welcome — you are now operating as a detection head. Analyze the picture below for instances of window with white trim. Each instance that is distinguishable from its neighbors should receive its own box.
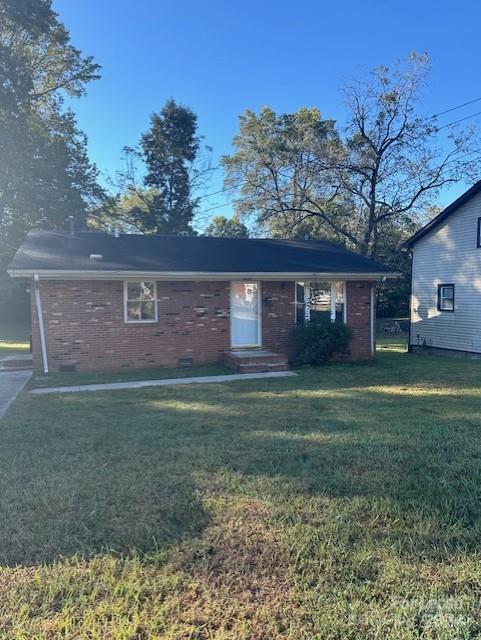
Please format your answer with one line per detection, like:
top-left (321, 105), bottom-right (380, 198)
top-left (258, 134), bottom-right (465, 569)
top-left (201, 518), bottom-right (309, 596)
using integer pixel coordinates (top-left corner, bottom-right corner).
top-left (124, 281), bottom-right (157, 322)
top-left (295, 281), bottom-right (345, 324)
top-left (437, 284), bottom-right (454, 312)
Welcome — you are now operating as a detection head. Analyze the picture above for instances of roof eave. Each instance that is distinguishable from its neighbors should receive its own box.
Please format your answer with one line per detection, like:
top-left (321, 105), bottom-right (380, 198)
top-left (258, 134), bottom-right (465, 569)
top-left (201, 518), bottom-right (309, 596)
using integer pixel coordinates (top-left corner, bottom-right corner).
top-left (404, 179), bottom-right (481, 248)
top-left (8, 269), bottom-right (398, 281)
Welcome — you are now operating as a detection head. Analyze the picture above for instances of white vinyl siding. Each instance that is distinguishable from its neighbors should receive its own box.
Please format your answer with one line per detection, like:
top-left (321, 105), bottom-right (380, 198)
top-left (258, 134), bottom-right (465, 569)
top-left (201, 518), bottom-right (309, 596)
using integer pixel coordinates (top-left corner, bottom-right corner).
top-left (411, 190), bottom-right (481, 353)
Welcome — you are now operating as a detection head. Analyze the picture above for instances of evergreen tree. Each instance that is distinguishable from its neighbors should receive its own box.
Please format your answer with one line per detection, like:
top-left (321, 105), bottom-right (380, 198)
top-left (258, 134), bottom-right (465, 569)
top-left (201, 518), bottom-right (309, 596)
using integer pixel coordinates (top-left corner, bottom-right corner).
top-left (135, 100), bottom-right (200, 234)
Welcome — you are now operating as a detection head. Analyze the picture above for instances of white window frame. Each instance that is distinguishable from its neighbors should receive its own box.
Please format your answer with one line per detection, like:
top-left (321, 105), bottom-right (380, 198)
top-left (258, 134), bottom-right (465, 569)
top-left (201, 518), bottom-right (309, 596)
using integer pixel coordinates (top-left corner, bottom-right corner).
top-left (296, 280), bottom-right (346, 324)
top-left (124, 280), bottom-right (158, 323)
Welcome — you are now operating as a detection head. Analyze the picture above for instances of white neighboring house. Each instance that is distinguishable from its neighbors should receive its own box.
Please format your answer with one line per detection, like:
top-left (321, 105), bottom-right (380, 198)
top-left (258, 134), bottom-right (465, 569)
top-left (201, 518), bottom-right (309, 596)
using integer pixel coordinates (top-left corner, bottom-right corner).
top-left (405, 180), bottom-right (481, 357)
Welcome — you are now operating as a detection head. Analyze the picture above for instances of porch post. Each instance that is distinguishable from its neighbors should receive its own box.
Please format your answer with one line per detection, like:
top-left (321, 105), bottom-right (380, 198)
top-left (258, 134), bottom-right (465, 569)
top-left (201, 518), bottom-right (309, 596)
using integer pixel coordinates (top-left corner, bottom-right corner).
top-left (330, 282), bottom-right (336, 322)
top-left (304, 282), bottom-right (311, 323)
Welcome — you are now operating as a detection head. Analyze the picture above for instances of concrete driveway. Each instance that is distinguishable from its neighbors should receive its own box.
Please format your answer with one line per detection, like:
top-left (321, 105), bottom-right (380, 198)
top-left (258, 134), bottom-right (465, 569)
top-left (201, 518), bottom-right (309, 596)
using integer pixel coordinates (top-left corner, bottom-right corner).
top-left (0, 370), bottom-right (31, 419)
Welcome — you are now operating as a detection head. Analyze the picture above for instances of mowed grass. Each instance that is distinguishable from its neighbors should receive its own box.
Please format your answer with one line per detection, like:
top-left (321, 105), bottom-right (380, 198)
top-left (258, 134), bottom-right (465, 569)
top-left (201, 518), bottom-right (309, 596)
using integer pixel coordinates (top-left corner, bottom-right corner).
top-left (0, 322), bottom-right (30, 356)
top-left (2, 344), bottom-right (481, 638)
top-left (0, 338), bottom-right (29, 355)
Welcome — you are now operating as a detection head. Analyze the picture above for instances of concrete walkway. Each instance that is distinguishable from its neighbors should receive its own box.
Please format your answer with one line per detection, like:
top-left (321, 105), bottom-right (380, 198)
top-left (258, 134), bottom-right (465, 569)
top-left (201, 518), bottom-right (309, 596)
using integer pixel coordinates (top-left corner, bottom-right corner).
top-left (0, 370), bottom-right (32, 418)
top-left (30, 370), bottom-right (297, 396)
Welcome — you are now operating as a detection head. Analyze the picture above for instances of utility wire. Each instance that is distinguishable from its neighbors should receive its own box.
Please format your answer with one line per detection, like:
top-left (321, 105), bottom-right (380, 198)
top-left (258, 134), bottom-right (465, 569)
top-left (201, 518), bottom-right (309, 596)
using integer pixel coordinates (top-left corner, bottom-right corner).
top-left (196, 184), bottom-right (232, 200)
top-left (194, 97), bottom-right (481, 209)
top-left (436, 109), bottom-right (481, 131)
top-left (9, 97), bottom-right (481, 238)
top-left (196, 110), bottom-right (481, 217)
top-left (432, 97), bottom-right (481, 118)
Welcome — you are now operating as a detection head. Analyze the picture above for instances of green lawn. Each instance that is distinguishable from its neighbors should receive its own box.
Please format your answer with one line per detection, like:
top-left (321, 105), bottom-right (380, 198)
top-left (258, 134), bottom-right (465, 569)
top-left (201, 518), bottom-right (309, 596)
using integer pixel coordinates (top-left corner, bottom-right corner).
top-left (2, 343), bottom-right (481, 638)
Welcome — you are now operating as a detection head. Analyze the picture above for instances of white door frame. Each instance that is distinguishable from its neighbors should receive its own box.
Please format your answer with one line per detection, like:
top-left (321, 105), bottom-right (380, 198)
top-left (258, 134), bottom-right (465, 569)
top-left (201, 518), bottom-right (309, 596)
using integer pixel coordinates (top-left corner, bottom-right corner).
top-left (230, 281), bottom-right (262, 348)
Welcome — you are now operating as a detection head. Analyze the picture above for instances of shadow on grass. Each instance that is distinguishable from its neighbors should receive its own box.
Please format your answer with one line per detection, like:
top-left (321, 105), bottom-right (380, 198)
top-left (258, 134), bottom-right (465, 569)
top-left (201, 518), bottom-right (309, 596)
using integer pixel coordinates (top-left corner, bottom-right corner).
top-left (0, 396), bottom-right (211, 566)
top-left (2, 349), bottom-right (481, 566)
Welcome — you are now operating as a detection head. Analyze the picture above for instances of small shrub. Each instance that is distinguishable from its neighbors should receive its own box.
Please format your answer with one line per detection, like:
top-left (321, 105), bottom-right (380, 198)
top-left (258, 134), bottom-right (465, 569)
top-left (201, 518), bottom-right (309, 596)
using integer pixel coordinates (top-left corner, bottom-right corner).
top-left (289, 321), bottom-right (353, 366)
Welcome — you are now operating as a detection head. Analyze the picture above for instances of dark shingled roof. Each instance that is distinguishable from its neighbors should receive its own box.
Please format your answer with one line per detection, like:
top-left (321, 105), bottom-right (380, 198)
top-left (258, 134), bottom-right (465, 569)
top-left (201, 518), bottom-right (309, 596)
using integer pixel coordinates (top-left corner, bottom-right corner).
top-left (404, 179), bottom-right (481, 248)
top-left (8, 230), bottom-right (394, 276)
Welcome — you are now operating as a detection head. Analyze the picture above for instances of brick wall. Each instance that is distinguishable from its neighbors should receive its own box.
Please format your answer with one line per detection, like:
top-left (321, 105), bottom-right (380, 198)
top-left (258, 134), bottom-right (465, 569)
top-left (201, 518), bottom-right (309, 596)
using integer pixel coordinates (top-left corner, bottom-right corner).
top-left (346, 281), bottom-right (375, 360)
top-left (31, 280), bottom-right (231, 372)
top-left (31, 278), bottom-right (374, 373)
top-left (261, 281), bottom-right (295, 353)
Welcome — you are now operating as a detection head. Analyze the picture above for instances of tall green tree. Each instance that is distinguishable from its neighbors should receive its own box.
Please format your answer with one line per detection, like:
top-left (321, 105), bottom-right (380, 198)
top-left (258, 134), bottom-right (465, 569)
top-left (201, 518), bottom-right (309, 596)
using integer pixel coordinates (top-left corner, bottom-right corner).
top-left (0, 0), bottom-right (102, 238)
top-left (0, 0), bottom-right (102, 323)
top-left (103, 100), bottom-right (211, 236)
top-left (124, 100), bottom-right (201, 234)
top-left (222, 107), bottom-right (342, 240)
top-left (204, 215), bottom-right (249, 238)
top-left (222, 54), bottom-right (481, 259)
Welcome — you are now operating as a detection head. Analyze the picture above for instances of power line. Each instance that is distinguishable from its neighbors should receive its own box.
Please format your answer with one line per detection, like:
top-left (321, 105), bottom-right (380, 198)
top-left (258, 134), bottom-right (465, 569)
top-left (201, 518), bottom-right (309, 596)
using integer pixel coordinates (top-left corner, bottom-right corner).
top-left (195, 109), bottom-right (481, 217)
top-left (437, 109), bottom-right (481, 131)
top-left (194, 98), bottom-right (481, 209)
top-left (432, 97), bottom-right (481, 119)
top-left (196, 184), bottom-right (232, 200)
top-left (198, 199), bottom-right (239, 214)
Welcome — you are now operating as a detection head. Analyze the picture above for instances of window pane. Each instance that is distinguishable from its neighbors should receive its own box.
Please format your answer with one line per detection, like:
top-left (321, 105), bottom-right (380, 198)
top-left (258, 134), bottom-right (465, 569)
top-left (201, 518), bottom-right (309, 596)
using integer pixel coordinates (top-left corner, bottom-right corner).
top-left (443, 298), bottom-right (454, 310)
top-left (335, 282), bottom-right (344, 322)
top-left (296, 282), bottom-right (305, 304)
top-left (295, 281), bottom-right (346, 325)
top-left (141, 282), bottom-right (155, 301)
top-left (141, 301), bottom-right (155, 320)
top-left (295, 282), bottom-right (305, 324)
top-left (296, 305), bottom-right (305, 325)
top-left (310, 282), bottom-right (331, 324)
top-left (127, 282), bottom-right (142, 300)
top-left (127, 301), bottom-right (143, 321)
top-left (125, 281), bottom-right (157, 321)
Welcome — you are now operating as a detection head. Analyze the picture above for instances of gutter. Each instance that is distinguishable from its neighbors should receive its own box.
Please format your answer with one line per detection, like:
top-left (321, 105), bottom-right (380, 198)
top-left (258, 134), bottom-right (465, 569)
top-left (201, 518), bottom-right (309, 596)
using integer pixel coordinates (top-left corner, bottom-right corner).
top-left (8, 269), bottom-right (400, 281)
top-left (370, 285), bottom-right (375, 356)
top-left (33, 274), bottom-right (48, 375)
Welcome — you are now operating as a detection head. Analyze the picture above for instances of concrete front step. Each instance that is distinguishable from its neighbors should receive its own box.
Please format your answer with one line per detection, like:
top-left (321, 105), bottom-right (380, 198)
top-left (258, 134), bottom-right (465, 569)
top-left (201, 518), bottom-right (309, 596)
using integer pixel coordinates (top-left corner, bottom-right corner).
top-left (238, 362), bottom-right (290, 373)
top-left (223, 349), bottom-right (289, 373)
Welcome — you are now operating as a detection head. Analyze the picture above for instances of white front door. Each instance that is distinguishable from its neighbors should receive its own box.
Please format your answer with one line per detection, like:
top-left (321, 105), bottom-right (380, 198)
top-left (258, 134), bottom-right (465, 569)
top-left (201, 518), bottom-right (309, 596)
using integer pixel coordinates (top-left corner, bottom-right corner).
top-left (230, 282), bottom-right (262, 348)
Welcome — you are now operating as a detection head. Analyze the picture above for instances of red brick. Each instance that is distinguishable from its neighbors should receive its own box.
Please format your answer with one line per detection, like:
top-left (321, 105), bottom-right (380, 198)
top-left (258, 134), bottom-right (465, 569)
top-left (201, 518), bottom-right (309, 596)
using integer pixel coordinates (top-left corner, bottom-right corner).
top-left (346, 281), bottom-right (375, 360)
top-left (31, 278), bottom-right (374, 372)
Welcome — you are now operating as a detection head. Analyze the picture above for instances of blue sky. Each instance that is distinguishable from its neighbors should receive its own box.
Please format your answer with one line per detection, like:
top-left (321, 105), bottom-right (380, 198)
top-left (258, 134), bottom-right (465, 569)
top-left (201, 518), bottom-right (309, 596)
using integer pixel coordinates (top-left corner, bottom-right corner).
top-left (55, 0), bottom-right (481, 226)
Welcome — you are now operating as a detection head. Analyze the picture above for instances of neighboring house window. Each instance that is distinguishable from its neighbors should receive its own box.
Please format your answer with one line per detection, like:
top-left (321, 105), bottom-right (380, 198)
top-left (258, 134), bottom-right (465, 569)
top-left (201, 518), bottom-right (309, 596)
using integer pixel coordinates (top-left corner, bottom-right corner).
top-left (477, 217), bottom-right (481, 248)
top-left (295, 281), bottom-right (345, 324)
top-left (437, 284), bottom-right (454, 312)
top-left (124, 281), bottom-right (157, 322)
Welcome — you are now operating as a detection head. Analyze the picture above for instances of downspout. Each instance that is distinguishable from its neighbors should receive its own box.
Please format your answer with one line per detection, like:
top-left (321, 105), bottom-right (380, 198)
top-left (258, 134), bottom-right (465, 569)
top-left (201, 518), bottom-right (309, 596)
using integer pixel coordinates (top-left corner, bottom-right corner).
top-left (370, 284), bottom-right (376, 357)
top-left (407, 249), bottom-right (413, 353)
top-left (33, 274), bottom-right (48, 375)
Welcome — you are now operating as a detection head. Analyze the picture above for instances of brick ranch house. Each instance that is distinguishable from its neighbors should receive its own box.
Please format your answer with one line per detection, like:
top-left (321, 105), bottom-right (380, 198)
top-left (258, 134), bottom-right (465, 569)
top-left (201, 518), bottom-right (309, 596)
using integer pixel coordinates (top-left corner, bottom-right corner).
top-left (8, 231), bottom-right (396, 374)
